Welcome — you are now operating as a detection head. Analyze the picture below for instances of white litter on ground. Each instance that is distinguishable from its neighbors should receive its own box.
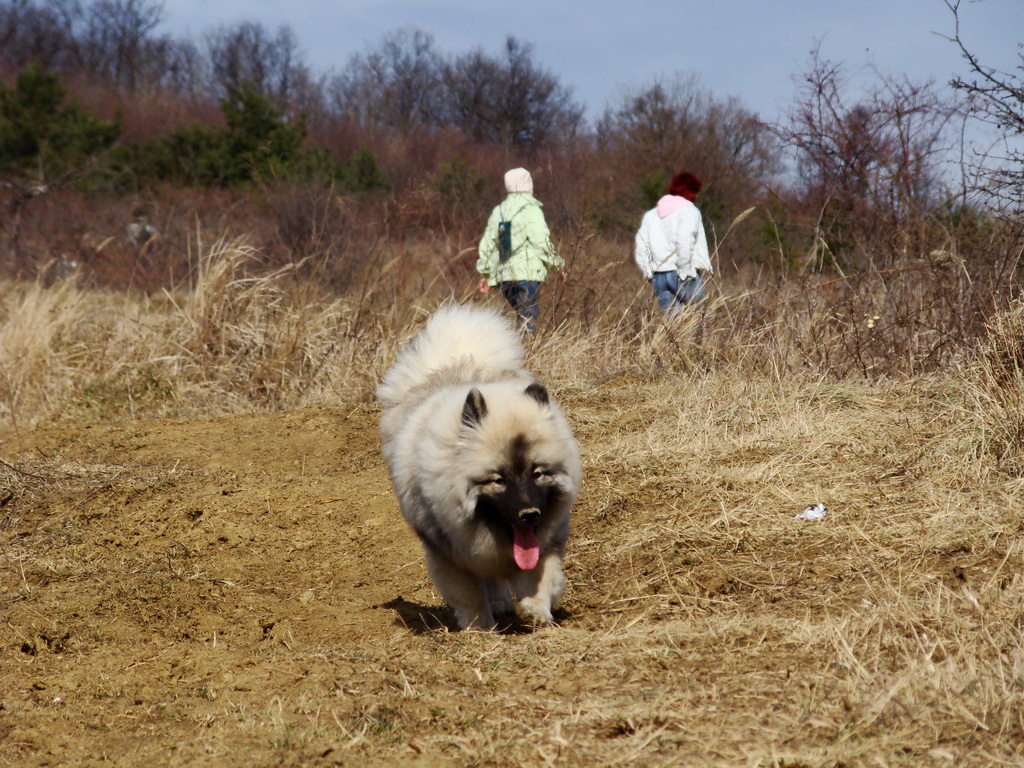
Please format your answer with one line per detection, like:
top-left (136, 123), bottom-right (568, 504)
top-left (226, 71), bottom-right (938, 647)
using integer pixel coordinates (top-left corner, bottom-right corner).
top-left (795, 503), bottom-right (827, 521)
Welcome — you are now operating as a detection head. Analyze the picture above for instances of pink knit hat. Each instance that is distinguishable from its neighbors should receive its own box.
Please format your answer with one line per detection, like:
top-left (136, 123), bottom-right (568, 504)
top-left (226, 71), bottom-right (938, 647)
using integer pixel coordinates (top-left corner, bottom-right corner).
top-left (504, 167), bottom-right (534, 194)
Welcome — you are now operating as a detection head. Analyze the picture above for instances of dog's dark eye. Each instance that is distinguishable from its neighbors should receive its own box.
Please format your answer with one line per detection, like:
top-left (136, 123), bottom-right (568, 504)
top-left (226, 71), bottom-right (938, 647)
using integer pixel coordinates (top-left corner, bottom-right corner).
top-left (532, 466), bottom-right (550, 479)
top-left (474, 474), bottom-right (505, 487)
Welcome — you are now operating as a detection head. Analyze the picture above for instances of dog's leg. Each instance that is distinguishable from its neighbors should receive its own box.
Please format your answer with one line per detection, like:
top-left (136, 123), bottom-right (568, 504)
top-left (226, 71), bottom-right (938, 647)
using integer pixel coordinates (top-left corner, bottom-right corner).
top-left (509, 550), bottom-right (566, 626)
top-left (425, 550), bottom-right (495, 630)
top-left (486, 579), bottom-right (515, 616)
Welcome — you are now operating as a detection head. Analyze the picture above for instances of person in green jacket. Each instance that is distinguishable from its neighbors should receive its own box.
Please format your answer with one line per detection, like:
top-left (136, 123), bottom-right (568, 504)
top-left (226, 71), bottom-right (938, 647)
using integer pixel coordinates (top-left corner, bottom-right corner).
top-left (477, 167), bottom-right (564, 334)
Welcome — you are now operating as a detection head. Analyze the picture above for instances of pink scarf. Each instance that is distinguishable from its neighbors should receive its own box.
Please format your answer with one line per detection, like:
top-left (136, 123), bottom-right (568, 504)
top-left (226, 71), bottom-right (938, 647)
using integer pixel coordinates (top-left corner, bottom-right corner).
top-left (656, 195), bottom-right (692, 218)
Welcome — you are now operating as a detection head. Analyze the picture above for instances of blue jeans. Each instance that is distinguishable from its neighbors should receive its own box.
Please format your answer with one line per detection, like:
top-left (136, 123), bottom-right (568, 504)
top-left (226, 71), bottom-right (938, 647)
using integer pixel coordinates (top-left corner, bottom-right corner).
top-left (651, 272), bottom-right (706, 312)
top-left (500, 281), bottom-right (541, 334)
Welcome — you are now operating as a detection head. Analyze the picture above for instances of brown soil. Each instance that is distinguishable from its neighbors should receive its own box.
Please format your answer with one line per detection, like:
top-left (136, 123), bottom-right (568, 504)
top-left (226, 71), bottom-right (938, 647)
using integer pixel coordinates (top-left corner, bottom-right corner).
top-left (1, 384), bottom-right (1021, 767)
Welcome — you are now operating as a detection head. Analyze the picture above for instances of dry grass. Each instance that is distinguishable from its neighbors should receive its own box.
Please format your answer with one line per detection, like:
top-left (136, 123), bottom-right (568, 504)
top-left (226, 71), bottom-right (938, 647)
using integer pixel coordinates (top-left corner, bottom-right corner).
top-left (2, 232), bottom-right (1024, 766)
top-left (3, 232), bottom-right (1012, 427)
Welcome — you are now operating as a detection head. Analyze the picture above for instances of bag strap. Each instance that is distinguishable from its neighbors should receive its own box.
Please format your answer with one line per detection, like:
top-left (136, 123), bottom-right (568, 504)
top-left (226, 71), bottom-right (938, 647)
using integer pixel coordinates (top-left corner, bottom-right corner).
top-left (500, 201), bottom-right (531, 224)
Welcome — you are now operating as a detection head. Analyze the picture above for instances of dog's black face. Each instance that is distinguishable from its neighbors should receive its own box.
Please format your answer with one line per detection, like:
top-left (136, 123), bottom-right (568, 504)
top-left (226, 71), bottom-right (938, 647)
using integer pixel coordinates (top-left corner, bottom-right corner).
top-left (472, 433), bottom-right (566, 537)
top-left (462, 385), bottom-right (568, 541)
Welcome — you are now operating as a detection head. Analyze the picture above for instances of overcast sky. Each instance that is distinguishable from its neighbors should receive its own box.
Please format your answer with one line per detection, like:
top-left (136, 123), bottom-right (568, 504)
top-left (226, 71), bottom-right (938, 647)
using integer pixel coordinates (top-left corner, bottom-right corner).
top-left (158, 0), bottom-right (1022, 126)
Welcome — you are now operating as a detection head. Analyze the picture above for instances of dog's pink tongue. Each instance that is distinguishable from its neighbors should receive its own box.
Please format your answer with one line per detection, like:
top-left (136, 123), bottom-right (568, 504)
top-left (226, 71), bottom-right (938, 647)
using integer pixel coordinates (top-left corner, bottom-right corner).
top-left (513, 526), bottom-right (540, 570)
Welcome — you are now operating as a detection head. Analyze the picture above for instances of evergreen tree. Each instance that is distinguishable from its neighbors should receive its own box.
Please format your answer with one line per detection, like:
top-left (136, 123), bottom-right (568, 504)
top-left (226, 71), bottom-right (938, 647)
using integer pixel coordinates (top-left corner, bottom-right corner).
top-left (0, 64), bottom-right (121, 249)
top-left (220, 83), bottom-right (306, 184)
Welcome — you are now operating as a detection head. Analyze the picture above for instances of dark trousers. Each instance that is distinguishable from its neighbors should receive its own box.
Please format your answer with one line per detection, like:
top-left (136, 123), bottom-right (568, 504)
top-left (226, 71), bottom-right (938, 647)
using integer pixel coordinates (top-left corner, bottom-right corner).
top-left (499, 281), bottom-right (541, 334)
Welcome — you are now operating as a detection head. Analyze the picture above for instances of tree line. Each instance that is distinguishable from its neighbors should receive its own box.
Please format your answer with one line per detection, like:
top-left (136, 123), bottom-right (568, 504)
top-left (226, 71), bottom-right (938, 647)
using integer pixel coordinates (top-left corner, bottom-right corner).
top-left (0, 0), bottom-right (1021, 277)
top-left (0, 1), bottom-right (582, 151)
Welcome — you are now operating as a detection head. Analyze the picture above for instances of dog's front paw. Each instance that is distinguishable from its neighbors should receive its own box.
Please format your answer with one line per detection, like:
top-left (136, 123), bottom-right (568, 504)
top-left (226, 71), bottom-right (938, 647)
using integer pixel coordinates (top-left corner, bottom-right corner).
top-left (516, 597), bottom-right (554, 626)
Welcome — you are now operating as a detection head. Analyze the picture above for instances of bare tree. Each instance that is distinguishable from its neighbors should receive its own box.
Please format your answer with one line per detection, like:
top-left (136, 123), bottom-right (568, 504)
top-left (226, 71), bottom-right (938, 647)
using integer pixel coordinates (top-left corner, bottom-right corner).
top-left (945, 0), bottom-right (1024, 207)
top-left (777, 46), bottom-right (955, 260)
top-left (494, 36), bottom-right (582, 149)
top-left (0, 0), bottom-right (80, 73)
top-left (204, 21), bottom-right (315, 111)
top-left (598, 76), bottom-right (708, 169)
top-left (143, 34), bottom-right (205, 95)
top-left (328, 28), bottom-right (443, 135)
top-left (0, 0), bottom-right (205, 96)
top-left (442, 36), bottom-right (583, 151)
top-left (78, 0), bottom-right (163, 91)
top-left (440, 47), bottom-right (500, 143)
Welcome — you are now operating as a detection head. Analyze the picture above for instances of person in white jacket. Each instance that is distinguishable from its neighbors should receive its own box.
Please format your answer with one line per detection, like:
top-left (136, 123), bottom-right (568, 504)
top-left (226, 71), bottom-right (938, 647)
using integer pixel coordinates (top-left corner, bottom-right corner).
top-left (634, 171), bottom-right (712, 311)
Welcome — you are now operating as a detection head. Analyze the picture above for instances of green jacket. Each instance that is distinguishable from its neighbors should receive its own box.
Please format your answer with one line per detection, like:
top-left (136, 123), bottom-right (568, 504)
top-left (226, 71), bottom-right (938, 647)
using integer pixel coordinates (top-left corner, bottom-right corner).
top-left (476, 192), bottom-right (563, 285)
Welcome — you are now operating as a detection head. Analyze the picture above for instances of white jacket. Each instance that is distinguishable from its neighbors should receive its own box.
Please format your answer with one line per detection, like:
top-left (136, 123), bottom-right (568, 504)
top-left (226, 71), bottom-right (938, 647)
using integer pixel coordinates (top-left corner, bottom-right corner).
top-left (634, 196), bottom-right (712, 280)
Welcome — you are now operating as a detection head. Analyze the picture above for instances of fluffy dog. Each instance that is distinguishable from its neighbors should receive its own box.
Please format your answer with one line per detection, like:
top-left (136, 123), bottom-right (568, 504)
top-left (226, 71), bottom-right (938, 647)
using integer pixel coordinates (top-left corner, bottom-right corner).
top-left (379, 304), bottom-right (581, 630)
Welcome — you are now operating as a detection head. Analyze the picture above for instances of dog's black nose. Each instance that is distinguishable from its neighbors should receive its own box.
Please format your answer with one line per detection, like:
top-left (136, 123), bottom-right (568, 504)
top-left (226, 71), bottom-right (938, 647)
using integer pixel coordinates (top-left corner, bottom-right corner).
top-left (518, 508), bottom-right (541, 526)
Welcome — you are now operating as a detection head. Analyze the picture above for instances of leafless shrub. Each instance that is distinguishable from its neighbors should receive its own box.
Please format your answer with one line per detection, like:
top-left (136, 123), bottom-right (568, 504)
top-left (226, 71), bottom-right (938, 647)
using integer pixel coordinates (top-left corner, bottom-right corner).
top-left (776, 45), bottom-right (957, 266)
top-left (945, 0), bottom-right (1024, 210)
top-left (594, 74), bottom-right (777, 237)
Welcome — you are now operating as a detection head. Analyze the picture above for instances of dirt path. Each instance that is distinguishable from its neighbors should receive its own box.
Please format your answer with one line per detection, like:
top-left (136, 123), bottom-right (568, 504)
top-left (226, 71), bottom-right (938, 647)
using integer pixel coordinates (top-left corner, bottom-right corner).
top-left (2, 405), bottom-right (456, 764)
top-left (2, 383), bottom-right (1020, 767)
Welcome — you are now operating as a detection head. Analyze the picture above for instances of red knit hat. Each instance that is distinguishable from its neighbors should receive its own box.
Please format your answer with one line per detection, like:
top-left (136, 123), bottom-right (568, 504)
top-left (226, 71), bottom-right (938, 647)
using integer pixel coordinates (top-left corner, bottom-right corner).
top-left (668, 172), bottom-right (702, 201)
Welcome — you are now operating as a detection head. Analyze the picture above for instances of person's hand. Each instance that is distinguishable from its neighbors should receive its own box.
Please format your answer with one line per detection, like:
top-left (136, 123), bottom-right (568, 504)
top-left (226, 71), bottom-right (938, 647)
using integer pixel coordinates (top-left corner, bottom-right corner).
top-left (478, 277), bottom-right (491, 294)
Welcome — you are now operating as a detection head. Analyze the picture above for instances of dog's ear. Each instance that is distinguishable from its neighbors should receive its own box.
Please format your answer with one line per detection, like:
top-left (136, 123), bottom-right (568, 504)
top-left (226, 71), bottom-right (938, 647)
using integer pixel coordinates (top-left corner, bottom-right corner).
top-left (523, 382), bottom-right (549, 405)
top-left (462, 388), bottom-right (488, 427)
